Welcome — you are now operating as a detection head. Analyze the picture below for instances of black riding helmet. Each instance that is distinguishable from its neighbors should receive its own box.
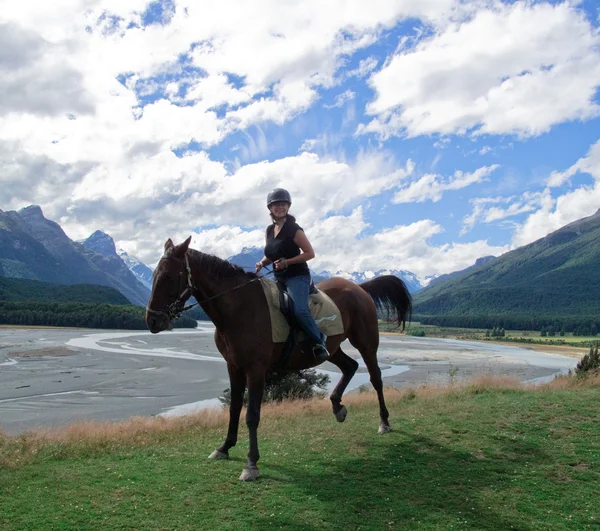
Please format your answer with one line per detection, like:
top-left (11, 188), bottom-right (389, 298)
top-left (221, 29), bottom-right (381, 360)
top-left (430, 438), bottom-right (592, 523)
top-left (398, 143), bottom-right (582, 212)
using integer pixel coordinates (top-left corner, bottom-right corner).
top-left (266, 188), bottom-right (292, 207)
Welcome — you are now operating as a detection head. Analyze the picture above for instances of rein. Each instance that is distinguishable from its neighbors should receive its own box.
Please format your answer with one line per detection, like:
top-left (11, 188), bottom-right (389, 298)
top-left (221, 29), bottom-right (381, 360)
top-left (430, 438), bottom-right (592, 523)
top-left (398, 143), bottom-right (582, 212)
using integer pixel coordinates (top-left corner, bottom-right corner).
top-left (146, 253), bottom-right (275, 321)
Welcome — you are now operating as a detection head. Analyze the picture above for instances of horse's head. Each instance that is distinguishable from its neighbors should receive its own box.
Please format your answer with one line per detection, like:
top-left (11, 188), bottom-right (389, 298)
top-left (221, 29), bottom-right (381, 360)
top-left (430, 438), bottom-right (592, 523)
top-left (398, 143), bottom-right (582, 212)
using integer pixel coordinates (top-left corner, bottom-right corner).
top-left (146, 236), bottom-right (193, 334)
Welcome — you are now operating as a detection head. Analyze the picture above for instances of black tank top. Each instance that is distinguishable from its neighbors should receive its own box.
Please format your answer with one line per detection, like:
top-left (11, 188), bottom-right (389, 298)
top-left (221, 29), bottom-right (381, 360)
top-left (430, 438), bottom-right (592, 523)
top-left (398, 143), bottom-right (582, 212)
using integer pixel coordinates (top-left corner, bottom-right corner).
top-left (264, 218), bottom-right (310, 279)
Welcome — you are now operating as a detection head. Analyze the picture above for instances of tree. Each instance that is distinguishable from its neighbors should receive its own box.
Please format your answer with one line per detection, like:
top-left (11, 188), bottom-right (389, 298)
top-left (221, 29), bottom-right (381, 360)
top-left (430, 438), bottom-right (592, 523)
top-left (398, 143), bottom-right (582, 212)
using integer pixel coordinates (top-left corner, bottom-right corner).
top-left (575, 344), bottom-right (600, 376)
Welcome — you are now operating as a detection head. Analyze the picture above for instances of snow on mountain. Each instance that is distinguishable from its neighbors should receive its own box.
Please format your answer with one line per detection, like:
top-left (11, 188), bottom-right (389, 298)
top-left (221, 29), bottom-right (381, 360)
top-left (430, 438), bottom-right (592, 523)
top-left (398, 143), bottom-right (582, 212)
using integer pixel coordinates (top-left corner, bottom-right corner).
top-left (118, 249), bottom-right (154, 291)
top-left (317, 268), bottom-right (424, 293)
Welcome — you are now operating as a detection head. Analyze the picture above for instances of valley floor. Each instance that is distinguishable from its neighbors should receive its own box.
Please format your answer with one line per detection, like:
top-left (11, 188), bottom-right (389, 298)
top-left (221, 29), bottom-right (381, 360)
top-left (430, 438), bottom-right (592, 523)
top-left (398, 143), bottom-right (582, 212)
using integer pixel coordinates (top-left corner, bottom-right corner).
top-left (0, 323), bottom-right (580, 435)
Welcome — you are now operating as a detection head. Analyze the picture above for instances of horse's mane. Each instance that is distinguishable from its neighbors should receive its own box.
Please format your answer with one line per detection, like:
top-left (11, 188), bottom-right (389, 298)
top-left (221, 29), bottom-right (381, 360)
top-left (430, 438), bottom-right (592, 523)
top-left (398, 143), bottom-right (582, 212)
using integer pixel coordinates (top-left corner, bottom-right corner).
top-left (187, 249), bottom-right (257, 281)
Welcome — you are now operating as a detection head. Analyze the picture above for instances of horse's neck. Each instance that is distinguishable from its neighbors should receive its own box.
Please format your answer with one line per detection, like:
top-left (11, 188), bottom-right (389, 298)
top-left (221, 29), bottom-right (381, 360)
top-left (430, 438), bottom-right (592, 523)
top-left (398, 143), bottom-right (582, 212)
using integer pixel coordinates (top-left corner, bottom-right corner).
top-left (188, 252), bottom-right (244, 327)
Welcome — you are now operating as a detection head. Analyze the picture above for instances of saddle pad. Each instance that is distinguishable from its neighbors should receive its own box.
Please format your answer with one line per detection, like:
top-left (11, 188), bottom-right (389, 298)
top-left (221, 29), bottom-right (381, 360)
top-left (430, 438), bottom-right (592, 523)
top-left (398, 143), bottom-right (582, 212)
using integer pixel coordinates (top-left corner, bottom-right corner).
top-left (260, 277), bottom-right (344, 343)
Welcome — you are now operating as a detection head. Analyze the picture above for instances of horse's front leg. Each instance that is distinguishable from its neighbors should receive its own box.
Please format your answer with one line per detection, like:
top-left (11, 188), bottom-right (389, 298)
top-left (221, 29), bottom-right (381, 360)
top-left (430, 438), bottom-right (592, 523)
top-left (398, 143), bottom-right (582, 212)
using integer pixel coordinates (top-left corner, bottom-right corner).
top-left (239, 370), bottom-right (265, 481)
top-left (209, 364), bottom-right (245, 460)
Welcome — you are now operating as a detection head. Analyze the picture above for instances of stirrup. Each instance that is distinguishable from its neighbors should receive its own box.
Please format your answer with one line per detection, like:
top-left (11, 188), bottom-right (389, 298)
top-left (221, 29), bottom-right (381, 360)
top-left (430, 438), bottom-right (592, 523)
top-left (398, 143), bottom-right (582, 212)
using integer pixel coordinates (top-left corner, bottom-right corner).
top-left (312, 344), bottom-right (329, 363)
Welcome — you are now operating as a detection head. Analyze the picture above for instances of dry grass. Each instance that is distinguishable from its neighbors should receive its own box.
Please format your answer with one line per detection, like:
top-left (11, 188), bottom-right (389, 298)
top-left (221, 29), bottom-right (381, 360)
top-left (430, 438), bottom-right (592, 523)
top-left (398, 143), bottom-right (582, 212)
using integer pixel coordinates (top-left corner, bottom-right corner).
top-left (2, 374), bottom-right (598, 468)
top-left (539, 370), bottom-right (600, 390)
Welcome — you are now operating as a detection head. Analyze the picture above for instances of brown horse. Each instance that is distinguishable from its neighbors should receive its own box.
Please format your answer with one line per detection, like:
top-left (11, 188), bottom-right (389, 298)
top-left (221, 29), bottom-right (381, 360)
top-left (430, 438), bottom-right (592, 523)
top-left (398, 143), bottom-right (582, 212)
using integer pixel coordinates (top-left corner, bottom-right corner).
top-left (146, 237), bottom-right (412, 481)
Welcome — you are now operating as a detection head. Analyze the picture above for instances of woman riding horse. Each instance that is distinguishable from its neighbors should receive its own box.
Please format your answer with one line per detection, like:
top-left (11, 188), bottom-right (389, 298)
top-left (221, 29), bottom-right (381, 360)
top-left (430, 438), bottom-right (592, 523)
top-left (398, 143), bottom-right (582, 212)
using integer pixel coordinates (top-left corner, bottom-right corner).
top-left (255, 188), bottom-right (329, 363)
top-left (146, 218), bottom-right (411, 481)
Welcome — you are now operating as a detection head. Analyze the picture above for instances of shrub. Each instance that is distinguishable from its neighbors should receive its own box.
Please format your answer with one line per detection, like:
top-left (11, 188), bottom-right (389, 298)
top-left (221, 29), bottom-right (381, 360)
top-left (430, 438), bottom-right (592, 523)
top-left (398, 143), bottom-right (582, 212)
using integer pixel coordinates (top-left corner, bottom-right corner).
top-left (409, 327), bottom-right (426, 337)
top-left (575, 343), bottom-right (600, 376)
top-left (219, 369), bottom-right (330, 406)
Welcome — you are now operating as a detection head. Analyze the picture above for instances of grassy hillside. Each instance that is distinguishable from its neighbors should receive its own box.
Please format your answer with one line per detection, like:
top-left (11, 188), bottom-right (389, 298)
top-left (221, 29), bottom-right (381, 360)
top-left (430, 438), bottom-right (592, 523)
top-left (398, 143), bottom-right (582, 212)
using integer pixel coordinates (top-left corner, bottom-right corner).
top-left (0, 276), bottom-right (131, 304)
top-left (1, 378), bottom-right (599, 530)
top-left (414, 211), bottom-right (600, 329)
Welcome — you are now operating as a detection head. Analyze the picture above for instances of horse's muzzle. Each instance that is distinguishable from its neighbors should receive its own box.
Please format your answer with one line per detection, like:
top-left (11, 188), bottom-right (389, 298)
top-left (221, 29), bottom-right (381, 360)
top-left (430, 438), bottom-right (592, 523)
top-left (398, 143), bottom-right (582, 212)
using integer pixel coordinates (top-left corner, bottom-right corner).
top-left (145, 308), bottom-right (170, 333)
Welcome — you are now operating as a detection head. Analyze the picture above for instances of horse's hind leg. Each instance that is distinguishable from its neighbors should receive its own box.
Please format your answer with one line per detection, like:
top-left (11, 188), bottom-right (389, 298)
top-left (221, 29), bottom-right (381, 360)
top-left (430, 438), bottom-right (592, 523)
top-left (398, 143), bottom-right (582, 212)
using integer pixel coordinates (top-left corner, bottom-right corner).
top-left (348, 331), bottom-right (391, 434)
top-left (328, 347), bottom-right (359, 423)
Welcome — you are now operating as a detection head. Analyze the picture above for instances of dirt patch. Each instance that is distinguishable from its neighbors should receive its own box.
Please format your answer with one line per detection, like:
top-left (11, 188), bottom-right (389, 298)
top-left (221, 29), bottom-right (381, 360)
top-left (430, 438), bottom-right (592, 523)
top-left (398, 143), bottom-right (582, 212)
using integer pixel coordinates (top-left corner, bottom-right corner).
top-left (8, 347), bottom-right (78, 358)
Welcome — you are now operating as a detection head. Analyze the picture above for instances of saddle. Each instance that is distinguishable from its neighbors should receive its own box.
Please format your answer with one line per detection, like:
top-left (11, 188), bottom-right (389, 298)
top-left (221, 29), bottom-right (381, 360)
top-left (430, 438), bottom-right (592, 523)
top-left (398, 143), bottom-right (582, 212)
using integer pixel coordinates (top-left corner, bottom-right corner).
top-left (259, 277), bottom-right (344, 370)
top-left (276, 280), bottom-right (319, 324)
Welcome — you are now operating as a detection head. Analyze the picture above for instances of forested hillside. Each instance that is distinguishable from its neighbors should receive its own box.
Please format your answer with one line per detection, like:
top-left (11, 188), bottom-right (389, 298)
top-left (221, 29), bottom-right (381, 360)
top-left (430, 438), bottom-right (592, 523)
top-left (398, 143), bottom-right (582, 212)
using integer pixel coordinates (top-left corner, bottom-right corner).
top-left (413, 210), bottom-right (600, 331)
top-left (0, 277), bottom-right (130, 304)
top-left (0, 277), bottom-right (198, 329)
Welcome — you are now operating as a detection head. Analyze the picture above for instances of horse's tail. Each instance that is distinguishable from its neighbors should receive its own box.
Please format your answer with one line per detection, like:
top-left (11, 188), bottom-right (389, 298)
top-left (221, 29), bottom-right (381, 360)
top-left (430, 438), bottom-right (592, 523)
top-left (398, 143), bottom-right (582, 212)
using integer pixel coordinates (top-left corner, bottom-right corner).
top-left (359, 275), bottom-right (412, 331)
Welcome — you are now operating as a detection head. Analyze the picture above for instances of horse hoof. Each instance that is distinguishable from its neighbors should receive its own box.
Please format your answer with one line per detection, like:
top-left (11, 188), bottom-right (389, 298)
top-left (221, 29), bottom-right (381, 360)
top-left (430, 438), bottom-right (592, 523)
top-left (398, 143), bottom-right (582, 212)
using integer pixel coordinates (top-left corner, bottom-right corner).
top-left (208, 450), bottom-right (229, 460)
top-left (335, 405), bottom-right (348, 423)
top-left (378, 423), bottom-right (391, 434)
top-left (239, 466), bottom-right (260, 482)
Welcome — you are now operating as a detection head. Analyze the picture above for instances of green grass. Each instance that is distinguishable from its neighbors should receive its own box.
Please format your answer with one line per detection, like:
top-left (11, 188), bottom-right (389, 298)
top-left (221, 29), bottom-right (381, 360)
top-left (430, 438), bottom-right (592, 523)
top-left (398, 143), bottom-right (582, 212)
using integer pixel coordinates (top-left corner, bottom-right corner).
top-left (1, 381), bottom-right (600, 530)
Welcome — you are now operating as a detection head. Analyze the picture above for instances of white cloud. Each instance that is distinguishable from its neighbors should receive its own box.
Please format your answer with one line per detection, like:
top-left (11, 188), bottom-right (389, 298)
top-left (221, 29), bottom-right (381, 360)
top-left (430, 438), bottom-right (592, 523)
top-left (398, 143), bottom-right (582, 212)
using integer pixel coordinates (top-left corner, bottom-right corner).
top-left (512, 138), bottom-right (600, 247)
top-left (0, 0), bottom-right (458, 184)
top-left (345, 56), bottom-right (379, 78)
top-left (188, 226), bottom-right (265, 263)
top-left (393, 164), bottom-right (499, 203)
top-left (42, 149), bottom-right (413, 264)
top-left (547, 137), bottom-right (600, 187)
top-left (306, 208), bottom-right (509, 277)
top-left (361, 2), bottom-right (600, 138)
top-left (324, 90), bottom-right (356, 109)
top-left (0, 22), bottom-right (95, 117)
top-left (461, 191), bottom-right (545, 235)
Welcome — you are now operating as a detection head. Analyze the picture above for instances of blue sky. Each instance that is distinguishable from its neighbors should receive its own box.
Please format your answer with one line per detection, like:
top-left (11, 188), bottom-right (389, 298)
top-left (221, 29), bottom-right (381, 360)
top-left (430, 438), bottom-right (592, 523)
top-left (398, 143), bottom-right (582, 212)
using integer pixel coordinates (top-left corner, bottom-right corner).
top-left (1, 0), bottom-right (599, 279)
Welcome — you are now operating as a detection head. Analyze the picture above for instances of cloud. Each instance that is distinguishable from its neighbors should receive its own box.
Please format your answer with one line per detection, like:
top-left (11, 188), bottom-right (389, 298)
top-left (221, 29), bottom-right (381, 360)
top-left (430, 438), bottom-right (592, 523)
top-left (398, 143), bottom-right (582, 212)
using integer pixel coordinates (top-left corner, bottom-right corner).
top-left (0, 0), bottom-right (458, 173)
top-left (306, 208), bottom-right (509, 277)
top-left (547, 137), bottom-right (600, 187)
top-left (361, 2), bottom-right (600, 138)
top-left (393, 164), bottom-right (499, 203)
top-left (0, 22), bottom-right (94, 117)
top-left (461, 191), bottom-right (545, 235)
top-left (47, 149), bottom-right (413, 263)
top-left (324, 90), bottom-right (356, 109)
top-left (0, 140), bottom-right (94, 213)
top-left (512, 138), bottom-right (600, 247)
top-left (345, 56), bottom-right (378, 78)
top-left (189, 226), bottom-right (265, 263)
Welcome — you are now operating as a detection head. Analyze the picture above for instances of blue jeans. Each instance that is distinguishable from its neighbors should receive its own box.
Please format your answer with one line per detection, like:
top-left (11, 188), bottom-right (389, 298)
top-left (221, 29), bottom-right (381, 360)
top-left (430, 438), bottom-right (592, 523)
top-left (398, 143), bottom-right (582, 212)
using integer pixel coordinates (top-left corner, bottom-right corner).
top-left (278, 274), bottom-right (324, 346)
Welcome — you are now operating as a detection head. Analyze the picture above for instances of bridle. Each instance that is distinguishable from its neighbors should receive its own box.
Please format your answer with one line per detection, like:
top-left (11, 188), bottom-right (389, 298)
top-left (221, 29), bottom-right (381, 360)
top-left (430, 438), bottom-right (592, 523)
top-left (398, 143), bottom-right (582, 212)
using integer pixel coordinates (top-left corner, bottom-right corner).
top-left (145, 252), bottom-right (274, 322)
top-left (145, 253), bottom-right (197, 322)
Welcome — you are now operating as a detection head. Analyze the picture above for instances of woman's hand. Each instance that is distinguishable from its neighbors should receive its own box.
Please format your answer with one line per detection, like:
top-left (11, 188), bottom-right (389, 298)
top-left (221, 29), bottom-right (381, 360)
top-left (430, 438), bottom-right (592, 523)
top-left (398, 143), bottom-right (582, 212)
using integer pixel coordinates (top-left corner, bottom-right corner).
top-left (274, 258), bottom-right (288, 271)
top-left (255, 261), bottom-right (264, 273)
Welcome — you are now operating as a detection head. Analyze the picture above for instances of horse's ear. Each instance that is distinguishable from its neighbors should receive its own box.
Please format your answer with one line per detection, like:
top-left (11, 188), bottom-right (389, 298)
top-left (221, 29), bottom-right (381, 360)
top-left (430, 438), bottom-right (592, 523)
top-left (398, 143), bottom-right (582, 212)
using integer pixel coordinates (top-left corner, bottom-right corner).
top-left (175, 236), bottom-right (192, 257)
top-left (164, 239), bottom-right (174, 251)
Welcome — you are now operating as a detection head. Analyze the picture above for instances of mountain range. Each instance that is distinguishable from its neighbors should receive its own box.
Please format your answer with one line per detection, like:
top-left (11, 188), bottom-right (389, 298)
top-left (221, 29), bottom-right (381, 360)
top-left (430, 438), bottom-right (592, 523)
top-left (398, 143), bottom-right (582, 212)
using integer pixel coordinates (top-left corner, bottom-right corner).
top-left (81, 230), bottom-right (154, 292)
top-left (4, 204), bottom-right (597, 327)
top-left (413, 209), bottom-right (600, 327)
top-left (0, 206), bottom-right (150, 306)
